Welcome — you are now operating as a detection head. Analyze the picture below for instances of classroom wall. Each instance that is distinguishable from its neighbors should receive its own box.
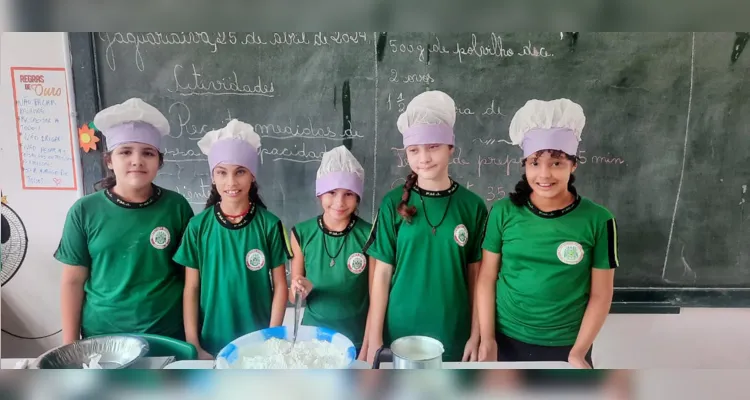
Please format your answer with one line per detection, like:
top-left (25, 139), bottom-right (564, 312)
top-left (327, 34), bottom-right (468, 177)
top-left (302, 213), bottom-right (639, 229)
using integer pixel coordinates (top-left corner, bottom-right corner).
top-left (0, 32), bottom-right (83, 358)
top-left (1, 33), bottom-right (749, 368)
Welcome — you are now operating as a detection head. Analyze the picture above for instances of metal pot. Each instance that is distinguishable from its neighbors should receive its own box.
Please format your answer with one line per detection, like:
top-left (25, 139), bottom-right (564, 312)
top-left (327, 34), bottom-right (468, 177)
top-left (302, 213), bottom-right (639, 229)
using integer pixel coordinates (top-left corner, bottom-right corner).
top-left (372, 336), bottom-right (444, 369)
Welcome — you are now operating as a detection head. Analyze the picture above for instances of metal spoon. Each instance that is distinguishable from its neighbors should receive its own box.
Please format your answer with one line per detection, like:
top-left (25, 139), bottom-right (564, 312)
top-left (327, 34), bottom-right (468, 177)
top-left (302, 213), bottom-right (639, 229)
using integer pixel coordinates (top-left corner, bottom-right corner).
top-left (286, 289), bottom-right (303, 354)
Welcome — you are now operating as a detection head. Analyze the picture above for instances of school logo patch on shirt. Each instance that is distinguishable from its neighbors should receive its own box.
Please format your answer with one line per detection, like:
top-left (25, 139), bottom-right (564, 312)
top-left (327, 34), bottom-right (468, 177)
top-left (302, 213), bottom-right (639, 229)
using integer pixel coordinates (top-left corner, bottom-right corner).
top-left (453, 224), bottom-right (469, 247)
top-left (149, 227), bottom-right (171, 250)
top-left (246, 249), bottom-right (266, 271)
top-left (347, 253), bottom-right (366, 274)
top-left (557, 241), bottom-right (584, 265)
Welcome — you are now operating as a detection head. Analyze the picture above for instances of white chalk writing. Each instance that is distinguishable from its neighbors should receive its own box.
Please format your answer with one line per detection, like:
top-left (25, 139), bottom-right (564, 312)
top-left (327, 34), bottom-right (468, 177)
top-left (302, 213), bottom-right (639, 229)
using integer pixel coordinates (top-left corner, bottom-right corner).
top-left (577, 150), bottom-right (626, 165)
top-left (388, 69), bottom-right (435, 84)
top-left (99, 32), bottom-right (237, 71)
top-left (387, 34), bottom-right (554, 63)
top-left (169, 63), bottom-right (274, 97)
top-left (259, 143), bottom-right (330, 164)
top-left (472, 137), bottom-right (514, 146)
top-left (255, 119), bottom-right (363, 140)
top-left (386, 93), bottom-right (407, 112)
top-left (98, 32), bottom-right (372, 70)
top-left (387, 38), bottom-right (451, 63)
top-left (175, 178), bottom-right (212, 204)
top-left (167, 101), bottom-right (210, 140)
top-left (477, 154), bottom-right (523, 178)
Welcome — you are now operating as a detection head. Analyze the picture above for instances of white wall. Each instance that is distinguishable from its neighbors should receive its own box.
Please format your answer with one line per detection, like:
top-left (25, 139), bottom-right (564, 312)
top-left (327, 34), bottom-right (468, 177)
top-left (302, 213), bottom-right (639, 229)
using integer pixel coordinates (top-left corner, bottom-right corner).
top-left (2, 33), bottom-right (750, 368)
top-left (1, 32), bottom-right (82, 358)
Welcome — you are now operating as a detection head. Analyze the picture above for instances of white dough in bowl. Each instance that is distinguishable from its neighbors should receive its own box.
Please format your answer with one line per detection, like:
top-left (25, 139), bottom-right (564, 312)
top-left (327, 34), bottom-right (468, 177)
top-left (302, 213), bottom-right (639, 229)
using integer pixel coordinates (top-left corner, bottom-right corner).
top-left (239, 338), bottom-right (348, 369)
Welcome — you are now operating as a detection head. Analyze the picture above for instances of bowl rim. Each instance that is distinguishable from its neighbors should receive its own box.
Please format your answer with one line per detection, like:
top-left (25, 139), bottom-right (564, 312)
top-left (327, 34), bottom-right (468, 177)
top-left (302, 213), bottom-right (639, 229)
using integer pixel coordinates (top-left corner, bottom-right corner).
top-left (31, 334), bottom-right (150, 369)
top-left (215, 325), bottom-right (356, 369)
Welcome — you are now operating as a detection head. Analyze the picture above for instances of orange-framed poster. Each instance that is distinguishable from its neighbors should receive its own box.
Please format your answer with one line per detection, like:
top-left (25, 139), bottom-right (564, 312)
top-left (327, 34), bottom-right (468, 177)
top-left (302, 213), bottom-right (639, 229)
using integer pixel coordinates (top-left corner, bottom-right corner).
top-left (10, 67), bottom-right (78, 191)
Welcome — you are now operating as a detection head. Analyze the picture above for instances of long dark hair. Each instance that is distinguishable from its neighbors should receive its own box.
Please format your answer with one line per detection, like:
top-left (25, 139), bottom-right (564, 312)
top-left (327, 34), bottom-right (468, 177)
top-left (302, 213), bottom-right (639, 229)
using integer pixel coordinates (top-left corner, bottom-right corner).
top-left (205, 181), bottom-right (266, 209)
top-left (397, 171), bottom-right (418, 222)
top-left (509, 149), bottom-right (578, 207)
top-left (93, 151), bottom-right (165, 191)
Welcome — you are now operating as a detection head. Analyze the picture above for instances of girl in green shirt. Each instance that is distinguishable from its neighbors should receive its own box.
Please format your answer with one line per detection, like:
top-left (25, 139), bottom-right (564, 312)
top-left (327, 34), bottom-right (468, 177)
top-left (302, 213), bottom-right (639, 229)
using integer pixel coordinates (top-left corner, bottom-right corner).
top-left (364, 91), bottom-right (489, 363)
top-left (55, 98), bottom-right (193, 344)
top-left (174, 119), bottom-right (291, 359)
top-left (477, 99), bottom-right (619, 369)
top-left (289, 145), bottom-right (373, 360)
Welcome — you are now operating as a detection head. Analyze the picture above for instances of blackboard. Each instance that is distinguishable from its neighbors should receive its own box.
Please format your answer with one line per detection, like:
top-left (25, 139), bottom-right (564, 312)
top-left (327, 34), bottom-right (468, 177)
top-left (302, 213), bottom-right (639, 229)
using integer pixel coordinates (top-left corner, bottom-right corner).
top-left (70, 32), bottom-right (750, 309)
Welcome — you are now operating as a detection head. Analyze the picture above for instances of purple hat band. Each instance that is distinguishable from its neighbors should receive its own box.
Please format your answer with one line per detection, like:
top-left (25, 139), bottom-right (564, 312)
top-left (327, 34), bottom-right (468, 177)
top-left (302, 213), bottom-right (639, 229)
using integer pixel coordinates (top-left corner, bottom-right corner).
top-left (402, 124), bottom-right (455, 147)
top-left (208, 138), bottom-right (259, 176)
top-left (104, 121), bottom-right (162, 151)
top-left (316, 171), bottom-right (364, 198)
top-left (521, 128), bottom-right (580, 158)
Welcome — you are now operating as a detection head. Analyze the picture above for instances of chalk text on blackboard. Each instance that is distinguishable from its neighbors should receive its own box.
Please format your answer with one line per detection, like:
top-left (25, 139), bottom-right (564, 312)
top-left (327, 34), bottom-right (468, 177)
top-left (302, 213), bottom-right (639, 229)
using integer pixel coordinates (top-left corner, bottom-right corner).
top-left (388, 37), bottom-right (451, 63)
top-left (388, 69), bottom-right (435, 84)
top-left (175, 178), bottom-right (212, 203)
top-left (260, 142), bottom-right (327, 164)
top-left (169, 63), bottom-right (275, 97)
top-left (99, 32), bottom-right (235, 71)
top-left (454, 34), bottom-right (514, 63)
top-left (576, 150), bottom-right (625, 165)
top-left (472, 137), bottom-right (514, 146)
top-left (477, 154), bottom-right (523, 177)
top-left (255, 119), bottom-right (364, 140)
top-left (167, 101), bottom-right (210, 140)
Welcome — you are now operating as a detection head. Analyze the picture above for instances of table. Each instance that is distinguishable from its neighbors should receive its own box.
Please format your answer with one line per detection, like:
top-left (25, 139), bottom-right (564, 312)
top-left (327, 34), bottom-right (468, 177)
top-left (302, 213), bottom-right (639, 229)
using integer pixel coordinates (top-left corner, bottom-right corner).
top-left (3, 357), bottom-right (573, 369)
top-left (2, 356), bottom-right (175, 369)
top-left (163, 360), bottom-right (572, 369)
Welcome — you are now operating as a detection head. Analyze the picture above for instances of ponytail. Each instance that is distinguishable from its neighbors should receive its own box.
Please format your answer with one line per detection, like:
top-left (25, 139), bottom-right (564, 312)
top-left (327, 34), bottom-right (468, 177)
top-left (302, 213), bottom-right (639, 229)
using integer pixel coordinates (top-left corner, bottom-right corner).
top-left (205, 182), bottom-right (266, 209)
top-left (397, 172), bottom-right (418, 222)
top-left (93, 151), bottom-right (165, 192)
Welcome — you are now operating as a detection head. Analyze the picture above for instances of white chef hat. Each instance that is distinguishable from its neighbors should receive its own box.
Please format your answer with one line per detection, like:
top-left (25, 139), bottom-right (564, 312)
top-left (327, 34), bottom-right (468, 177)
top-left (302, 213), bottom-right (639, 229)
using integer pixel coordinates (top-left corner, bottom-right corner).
top-left (197, 119), bottom-right (262, 176)
top-left (93, 98), bottom-right (170, 151)
top-left (315, 145), bottom-right (365, 198)
top-left (509, 98), bottom-right (586, 159)
top-left (397, 90), bottom-right (456, 147)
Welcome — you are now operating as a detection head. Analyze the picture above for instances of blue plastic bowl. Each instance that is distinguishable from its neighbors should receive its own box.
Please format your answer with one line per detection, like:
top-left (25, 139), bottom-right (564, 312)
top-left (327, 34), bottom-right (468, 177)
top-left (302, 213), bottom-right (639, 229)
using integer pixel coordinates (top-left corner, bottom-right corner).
top-left (215, 325), bottom-right (357, 369)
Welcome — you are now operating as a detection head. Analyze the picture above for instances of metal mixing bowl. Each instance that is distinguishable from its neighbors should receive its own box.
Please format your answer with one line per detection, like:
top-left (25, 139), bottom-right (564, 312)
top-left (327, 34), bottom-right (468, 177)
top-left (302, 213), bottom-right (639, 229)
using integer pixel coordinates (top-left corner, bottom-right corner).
top-left (33, 335), bottom-right (149, 369)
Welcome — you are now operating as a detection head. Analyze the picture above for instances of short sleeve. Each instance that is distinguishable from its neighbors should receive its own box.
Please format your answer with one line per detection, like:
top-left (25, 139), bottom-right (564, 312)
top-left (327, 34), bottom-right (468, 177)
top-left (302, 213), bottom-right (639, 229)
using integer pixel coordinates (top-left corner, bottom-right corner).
top-left (267, 220), bottom-right (292, 269)
top-left (173, 223), bottom-right (200, 269)
top-left (467, 202), bottom-right (490, 263)
top-left (481, 203), bottom-right (503, 254)
top-left (593, 217), bottom-right (619, 270)
top-left (290, 226), bottom-right (302, 252)
top-left (53, 203), bottom-right (92, 267)
top-left (362, 199), bottom-right (397, 265)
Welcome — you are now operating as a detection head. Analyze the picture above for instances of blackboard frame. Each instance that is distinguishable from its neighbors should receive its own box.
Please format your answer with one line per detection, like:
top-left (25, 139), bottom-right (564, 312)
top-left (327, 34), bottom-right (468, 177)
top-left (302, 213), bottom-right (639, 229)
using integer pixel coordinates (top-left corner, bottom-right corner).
top-left (68, 32), bottom-right (750, 312)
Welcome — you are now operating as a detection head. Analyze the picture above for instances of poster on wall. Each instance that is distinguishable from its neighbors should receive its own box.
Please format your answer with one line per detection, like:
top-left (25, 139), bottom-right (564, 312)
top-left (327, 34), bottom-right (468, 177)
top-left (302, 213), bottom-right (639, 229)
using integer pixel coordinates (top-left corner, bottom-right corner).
top-left (10, 67), bottom-right (77, 191)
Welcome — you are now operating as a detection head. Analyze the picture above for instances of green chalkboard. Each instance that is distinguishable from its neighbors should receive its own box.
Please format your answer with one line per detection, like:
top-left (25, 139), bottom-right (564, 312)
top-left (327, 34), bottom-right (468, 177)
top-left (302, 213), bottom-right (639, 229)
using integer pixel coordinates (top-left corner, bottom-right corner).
top-left (70, 32), bottom-right (750, 308)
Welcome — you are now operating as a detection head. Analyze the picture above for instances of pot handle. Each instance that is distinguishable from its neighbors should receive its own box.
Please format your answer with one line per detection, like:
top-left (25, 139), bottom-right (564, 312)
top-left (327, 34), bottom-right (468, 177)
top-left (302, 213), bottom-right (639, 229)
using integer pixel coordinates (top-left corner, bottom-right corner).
top-left (372, 346), bottom-right (393, 369)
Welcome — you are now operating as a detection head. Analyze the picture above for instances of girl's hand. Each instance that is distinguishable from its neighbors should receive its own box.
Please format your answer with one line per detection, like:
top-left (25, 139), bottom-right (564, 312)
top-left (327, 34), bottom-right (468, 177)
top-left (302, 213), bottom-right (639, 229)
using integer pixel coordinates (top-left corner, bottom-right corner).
top-left (196, 347), bottom-right (214, 361)
top-left (291, 278), bottom-right (313, 300)
top-left (568, 351), bottom-right (592, 369)
top-left (478, 338), bottom-right (498, 362)
top-left (462, 335), bottom-right (480, 362)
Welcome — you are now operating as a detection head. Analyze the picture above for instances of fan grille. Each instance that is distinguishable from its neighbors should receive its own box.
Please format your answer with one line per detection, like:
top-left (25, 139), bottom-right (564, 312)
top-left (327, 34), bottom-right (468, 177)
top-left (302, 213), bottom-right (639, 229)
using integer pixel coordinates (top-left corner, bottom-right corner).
top-left (1, 204), bottom-right (28, 286)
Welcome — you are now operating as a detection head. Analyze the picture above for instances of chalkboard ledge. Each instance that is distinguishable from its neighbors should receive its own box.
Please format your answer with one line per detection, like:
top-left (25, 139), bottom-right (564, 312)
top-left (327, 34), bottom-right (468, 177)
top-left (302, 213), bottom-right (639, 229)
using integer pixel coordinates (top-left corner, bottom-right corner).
top-left (282, 288), bottom-right (750, 313)
top-left (613, 288), bottom-right (750, 310)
